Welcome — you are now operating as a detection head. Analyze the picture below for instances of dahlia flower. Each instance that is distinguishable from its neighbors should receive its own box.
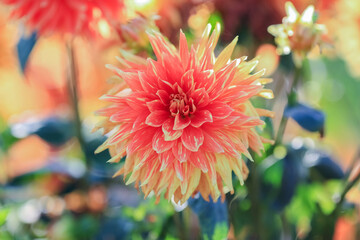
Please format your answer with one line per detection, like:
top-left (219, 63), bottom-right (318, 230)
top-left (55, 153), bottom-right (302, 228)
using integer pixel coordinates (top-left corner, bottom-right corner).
top-left (268, 2), bottom-right (327, 66)
top-left (2, 0), bottom-right (123, 36)
top-left (95, 23), bottom-right (273, 203)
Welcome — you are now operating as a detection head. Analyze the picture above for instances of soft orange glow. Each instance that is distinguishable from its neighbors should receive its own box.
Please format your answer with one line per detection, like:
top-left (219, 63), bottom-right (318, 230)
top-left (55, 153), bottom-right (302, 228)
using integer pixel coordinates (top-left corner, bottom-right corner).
top-left (188, 3), bottom-right (214, 34)
top-left (5, 136), bottom-right (51, 178)
top-left (255, 44), bottom-right (280, 76)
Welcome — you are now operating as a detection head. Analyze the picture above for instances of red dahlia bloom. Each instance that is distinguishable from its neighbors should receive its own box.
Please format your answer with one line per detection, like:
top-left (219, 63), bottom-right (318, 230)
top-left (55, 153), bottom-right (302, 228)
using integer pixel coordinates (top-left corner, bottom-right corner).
top-left (95, 24), bottom-right (273, 203)
top-left (2, 0), bottom-right (123, 36)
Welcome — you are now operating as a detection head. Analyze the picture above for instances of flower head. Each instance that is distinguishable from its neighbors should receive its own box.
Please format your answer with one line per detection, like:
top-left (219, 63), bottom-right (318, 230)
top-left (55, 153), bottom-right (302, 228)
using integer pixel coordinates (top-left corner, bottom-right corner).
top-left (117, 14), bottom-right (159, 51)
top-left (268, 2), bottom-right (327, 66)
top-left (2, 0), bottom-right (123, 37)
top-left (95, 23), bottom-right (273, 203)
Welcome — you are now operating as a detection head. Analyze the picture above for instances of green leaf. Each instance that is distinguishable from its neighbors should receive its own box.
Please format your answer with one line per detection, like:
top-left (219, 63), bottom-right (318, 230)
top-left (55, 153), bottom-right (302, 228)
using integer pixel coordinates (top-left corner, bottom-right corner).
top-left (0, 208), bottom-right (9, 226)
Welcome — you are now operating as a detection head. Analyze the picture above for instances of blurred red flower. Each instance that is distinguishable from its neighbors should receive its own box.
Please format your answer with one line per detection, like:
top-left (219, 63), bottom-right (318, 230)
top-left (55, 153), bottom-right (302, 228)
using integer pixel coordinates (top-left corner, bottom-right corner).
top-left (2, 0), bottom-right (123, 36)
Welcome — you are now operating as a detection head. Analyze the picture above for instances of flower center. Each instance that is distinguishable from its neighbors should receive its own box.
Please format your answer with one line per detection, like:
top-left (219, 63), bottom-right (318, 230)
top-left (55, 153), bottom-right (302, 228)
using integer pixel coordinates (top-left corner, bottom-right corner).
top-left (169, 93), bottom-right (196, 117)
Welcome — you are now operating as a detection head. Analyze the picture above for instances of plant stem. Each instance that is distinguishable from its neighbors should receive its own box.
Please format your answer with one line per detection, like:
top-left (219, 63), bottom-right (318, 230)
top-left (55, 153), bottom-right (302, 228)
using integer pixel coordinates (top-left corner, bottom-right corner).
top-left (248, 162), bottom-right (264, 240)
top-left (326, 148), bottom-right (360, 240)
top-left (345, 147), bottom-right (360, 178)
top-left (334, 171), bottom-right (360, 216)
top-left (66, 40), bottom-right (89, 169)
top-left (334, 148), bottom-right (360, 212)
top-left (173, 211), bottom-right (186, 240)
top-left (274, 66), bottom-right (302, 146)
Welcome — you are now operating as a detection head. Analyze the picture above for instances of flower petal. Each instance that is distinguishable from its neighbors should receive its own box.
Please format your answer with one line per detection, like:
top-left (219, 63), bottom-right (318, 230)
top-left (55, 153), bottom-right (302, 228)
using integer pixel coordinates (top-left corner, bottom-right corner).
top-left (201, 131), bottom-right (225, 153)
top-left (190, 110), bottom-right (213, 128)
top-left (172, 140), bottom-right (191, 162)
top-left (162, 118), bottom-right (183, 141)
top-left (159, 150), bottom-right (174, 171)
top-left (180, 69), bottom-right (195, 93)
top-left (179, 30), bottom-right (190, 67)
top-left (181, 126), bottom-right (204, 152)
top-left (190, 151), bottom-right (208, 172)
top-left (207, 102), bottom-right (234, 120)
top-left (127, 127), bottom-right (157, 155)
top-left (145, 110), bottom-right (169, 127)
top-left (191, 88), bottom-right (210, 108)
top-left (174, 114), bottom-right (191, 130)
top-left (214, 36), bottom-right (238, 71)
top-left (152, 129), bottom-right (175, 153)
top-left (156, 90), bottom-right (170, 105)
top-left (147, 100), bottom-right (166, 112)
top-left (139, 72), bottom-right (157, 93)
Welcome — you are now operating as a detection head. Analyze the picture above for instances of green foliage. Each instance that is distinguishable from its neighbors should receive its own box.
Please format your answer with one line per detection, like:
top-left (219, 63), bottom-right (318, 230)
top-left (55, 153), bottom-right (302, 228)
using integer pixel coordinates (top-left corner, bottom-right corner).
top-left (204, 222), bottom-right (228, 240)
top-left (0, 208), bottom-right (9, 227)
top-left (208, 12), bottom-right (224, 31)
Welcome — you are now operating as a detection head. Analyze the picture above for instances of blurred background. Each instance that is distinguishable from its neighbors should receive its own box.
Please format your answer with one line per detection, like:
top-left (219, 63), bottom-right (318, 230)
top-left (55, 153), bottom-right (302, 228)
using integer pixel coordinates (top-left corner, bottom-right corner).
top-left (0, 0), bottom-right (359, 239)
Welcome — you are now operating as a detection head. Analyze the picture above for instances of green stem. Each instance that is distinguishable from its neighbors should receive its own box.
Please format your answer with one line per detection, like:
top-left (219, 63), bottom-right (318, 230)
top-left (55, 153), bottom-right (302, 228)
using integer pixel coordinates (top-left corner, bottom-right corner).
top-left (173, 211), bottom-right (186, 240)
top-left (274, 66), bottom-right (302, 146)
top-left (66, 40), bottom-right (89, 169)
top-left (334, 170), bottom-right (360, 215)
top-left (248, 162), bottom-right (264, 240)
top-left (335, 148), bottom-right (360, 211)
top-left (345, 147), bottom-right (360, 178)
top-left (325, 148), bottom-right (360, 239)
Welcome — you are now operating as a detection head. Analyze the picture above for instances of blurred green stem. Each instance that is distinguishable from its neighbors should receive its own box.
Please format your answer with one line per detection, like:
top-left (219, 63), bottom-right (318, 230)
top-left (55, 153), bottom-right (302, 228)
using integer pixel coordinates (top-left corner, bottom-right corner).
top-left (173, 211), bottom-right (186, 240)
top-left (334, 149), bottom-right (360, 215)
top-left (345, 147), bottom-right (360, 178)
top-left (274, 66), bottom-right (302, 146)
top-left (248, 161), bottom-right (264, 240)
top-left (325, 148), bottom-right (360, 239)
top-left (66, 40), bottom-right (89, 169)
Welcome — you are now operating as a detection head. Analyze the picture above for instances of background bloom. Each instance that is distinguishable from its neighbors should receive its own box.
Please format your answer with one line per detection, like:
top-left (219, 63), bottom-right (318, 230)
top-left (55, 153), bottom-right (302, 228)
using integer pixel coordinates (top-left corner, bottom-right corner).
top-left (268, 1), bottom-right (327, 65)
top-left (2, 0), bottom-right (123, 36)
top-left (96, 23), bottom-right (273, 203)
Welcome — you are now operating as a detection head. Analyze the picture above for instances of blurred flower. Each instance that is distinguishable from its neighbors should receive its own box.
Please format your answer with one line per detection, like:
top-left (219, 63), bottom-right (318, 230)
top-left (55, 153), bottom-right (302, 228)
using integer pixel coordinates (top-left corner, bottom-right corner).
top-left (0, 14), bottom-right (14, 68)
top-left (155, 0), bottom-right (206, 43)
top-left (268, 2), bottom-right (327, 66)
top-left (2, 0), bottom-right (123, 37)
top-left (116, 14), bottom-right (159, 51)
top-left (95, 23), bottom-right (273, 203)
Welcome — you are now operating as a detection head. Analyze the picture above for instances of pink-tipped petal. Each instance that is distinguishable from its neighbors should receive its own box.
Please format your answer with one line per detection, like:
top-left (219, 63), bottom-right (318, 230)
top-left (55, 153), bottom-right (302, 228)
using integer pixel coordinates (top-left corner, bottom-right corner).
top-left (180, 69), bottom-right (195, 93)
top-left (190, 110), bottom-right (213, 127)
top-left (156, 90), bottom-right (170, 105)
top-left (147, 100), bottom-right (166, 112)
top-left (162, 118), bottom-right (183, 141)
top-left (190, 151), bottom-right (208, 172)
top-left (173, 114), bottom-right (191, 130)
top-left (191, 88), bottom-right (210, 108)
top-left (172, 140), bottom-right (191, 162)
top-left (126, 127), bottom-right (157, 155)
top-left (152, 129), bottom-right (175, 153)
top-left (159, 150), bottom-right (174, 171)
top-left (179, 30), bottom-right (190, 67)
top-left (174, 160), bottom-right (184, 181)
top-left (201, 131), bottom-right (225, 153)
top-left (207, 102), bottom-right (234, 119)
top-left (181, 126), bottom-right (204, 152)
top-left (145, 110), bottom-right (169, 127)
